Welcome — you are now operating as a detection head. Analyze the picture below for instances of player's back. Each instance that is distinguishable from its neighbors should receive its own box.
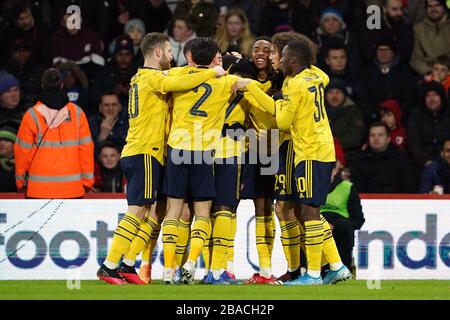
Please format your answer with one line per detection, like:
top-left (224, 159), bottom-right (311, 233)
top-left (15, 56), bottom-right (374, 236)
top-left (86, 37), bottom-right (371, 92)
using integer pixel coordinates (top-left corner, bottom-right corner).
top-left (122, 68), bottom-right (169, 164)
top-left (168, 71), bottom-right (238, 151)
top-left (288, 66), bottom-right (335, 163)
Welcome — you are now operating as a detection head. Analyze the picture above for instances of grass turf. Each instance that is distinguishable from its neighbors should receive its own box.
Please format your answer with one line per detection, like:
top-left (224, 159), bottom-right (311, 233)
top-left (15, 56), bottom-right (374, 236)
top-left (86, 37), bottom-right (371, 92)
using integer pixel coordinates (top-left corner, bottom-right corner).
top-left (0, 280), bottom-right (449, 300)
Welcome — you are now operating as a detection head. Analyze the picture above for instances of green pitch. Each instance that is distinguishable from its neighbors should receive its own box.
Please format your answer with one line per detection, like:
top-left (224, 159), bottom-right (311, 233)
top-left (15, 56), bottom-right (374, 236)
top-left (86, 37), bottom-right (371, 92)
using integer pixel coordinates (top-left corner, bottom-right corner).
top-left (0, 280), bottom-right (449, 300)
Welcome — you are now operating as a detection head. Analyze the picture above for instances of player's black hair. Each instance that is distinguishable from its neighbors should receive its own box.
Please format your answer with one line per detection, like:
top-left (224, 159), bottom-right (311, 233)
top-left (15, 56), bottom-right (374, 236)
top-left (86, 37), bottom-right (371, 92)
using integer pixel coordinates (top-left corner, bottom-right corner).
top-left (41, 68), bottom-right (63, 92)
top-left (254, 36), bottom-right (272, 44)
top-left (188, 37), bottom-right (220, 66)
top-left (140, 32), bottom-right (170, 58)
top-left (285, 39), bottom-right (315, 68)
top-left (369, 121), bottom-right (391, 136)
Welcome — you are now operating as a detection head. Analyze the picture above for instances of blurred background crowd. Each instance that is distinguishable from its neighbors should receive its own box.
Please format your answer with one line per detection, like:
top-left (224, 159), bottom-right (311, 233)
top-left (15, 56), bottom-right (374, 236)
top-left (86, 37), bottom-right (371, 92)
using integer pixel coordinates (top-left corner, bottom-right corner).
top-left (0, 0), bottom-right (449, 194)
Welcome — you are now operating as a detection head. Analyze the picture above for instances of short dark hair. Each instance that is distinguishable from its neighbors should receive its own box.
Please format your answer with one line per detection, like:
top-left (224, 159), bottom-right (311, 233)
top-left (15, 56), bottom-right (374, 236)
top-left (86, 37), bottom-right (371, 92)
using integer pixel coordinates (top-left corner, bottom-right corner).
top-left (271, 32), bottom-right (317, 63)
top-left (98, 141), bottom-right (121, 154)
top-left (324, 41), bottom-right (348, 57)
top-left (434, 54), bottom-right (450, 69)
top-left (140, 32), bottom-right (169, 58)
top-left (285, 40), bottom-right (315, 68)
top-left (188, 37), bottom-right (220, 66)
top-left (173, 15), bottom-right (196, 31)
top-left (100, 90), bottom-right (119, 103)
top-left (41, 68), bottom-right (62, 92)
top-left (254, 36), bottom-right (272, 44)
top-left (442, 137), bottom-right (450, 149)
top-left (369, 121), bottom-right (391, 136)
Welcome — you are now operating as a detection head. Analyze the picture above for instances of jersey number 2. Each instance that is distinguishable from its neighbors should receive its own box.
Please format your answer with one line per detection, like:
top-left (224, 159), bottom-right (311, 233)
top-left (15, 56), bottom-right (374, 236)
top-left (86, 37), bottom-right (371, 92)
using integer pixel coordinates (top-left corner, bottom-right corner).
top-left (308, 83), bottom-right (325, 122)
top-left (190, 83), bottom-right (212, 117)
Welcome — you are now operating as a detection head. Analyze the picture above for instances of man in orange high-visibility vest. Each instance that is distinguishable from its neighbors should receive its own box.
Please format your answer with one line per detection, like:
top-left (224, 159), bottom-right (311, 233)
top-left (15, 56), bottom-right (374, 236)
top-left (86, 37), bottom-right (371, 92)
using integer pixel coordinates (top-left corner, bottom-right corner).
top-left (14, 68), bottom-right (94, 198)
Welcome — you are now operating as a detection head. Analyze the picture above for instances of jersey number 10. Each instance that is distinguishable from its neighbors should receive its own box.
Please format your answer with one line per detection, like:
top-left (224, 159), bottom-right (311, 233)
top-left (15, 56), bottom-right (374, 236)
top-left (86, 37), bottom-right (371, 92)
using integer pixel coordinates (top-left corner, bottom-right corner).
top-left (308, 83), bottom-right (325, 123)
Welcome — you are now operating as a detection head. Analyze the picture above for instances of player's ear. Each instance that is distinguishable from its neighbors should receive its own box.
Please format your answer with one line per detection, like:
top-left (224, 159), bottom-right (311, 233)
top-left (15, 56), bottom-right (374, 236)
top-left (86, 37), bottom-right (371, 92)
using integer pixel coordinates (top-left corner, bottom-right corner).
top-left (155, 46), bottom-right (162, 58)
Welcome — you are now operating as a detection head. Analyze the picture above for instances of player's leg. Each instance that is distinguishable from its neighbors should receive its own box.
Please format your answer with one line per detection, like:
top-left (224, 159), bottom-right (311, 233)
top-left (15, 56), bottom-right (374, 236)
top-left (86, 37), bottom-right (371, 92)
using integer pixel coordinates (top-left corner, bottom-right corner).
top-left (174, 203), bottom-right (193, 283)
top-left (181, 150), bottom-right (216, 284)
top-left (205, 158), bottom-right (239, 284)
top-left (97, 154), bottom-right (155, 285)
top-left (161, 147), bottom-right (190, 283)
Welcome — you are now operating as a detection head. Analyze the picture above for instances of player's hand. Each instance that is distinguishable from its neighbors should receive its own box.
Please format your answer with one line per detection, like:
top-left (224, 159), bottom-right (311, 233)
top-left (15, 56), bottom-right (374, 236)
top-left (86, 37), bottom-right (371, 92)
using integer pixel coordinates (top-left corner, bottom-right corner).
top-left (213, 65), bottom-right (227, 77)
top-left (230, 51), bottom-right (243, 59)
top-left (232, 78), bottom-right (252, 92)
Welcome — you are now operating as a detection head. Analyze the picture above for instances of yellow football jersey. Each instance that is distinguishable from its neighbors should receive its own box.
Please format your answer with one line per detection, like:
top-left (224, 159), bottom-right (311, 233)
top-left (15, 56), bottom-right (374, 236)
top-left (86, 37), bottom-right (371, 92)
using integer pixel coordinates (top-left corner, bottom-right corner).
top-left (168, 68), bottom-right (240, 151)
top-left (121, 67), bottom-right (216, 163)
top-left (247, 65), bottom-right (335, 165)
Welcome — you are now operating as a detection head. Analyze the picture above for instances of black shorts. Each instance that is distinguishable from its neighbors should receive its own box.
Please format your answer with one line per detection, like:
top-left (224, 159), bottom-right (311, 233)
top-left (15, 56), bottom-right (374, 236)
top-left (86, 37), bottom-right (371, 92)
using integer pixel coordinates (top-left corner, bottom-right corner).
top-left (293, 160), bottom-right (334, 207)
top-left (121, 154), bottom-right (162, 206)
top-left (273, 140), bottom-right (295, 202)
top-left (214, 157), bottom-right (241, 208)
top-left (163, 146), bottom-right (216, 201)
top-left (240, 151), bottom-right (274, 200)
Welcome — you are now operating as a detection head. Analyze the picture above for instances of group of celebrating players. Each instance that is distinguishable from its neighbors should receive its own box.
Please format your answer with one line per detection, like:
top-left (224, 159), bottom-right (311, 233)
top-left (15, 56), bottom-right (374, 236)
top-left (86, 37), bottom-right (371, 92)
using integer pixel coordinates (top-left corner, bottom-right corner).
top-left (96, 30), bottom-right (352, 286)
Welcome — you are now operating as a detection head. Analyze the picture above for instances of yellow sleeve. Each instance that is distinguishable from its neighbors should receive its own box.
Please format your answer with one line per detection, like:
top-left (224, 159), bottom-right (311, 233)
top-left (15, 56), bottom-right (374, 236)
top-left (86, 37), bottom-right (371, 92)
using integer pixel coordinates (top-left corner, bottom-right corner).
top-left (246, 81), bottom-right (275, 115)
top-left (274, 79), bottom-right (303, 132)
top-left (311, 65), bottom-right (329, 87)
top-left (159, 69), bottom-right (216, 93)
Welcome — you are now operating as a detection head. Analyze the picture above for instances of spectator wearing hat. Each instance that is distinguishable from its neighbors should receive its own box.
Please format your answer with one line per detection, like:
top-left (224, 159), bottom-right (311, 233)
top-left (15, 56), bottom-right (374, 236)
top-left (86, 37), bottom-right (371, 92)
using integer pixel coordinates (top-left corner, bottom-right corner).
top-left (0, 71), bottom-right (25, 129)
top-left (379, 99), bottom-right (407, 150)
top-left (410, 0), bottom-right (450, 75)
top-left (169, 15), bottom-right (197, 67)
top-left (52, 12), bottom-right (105, 82)
top-left (358, 37), bottom-right (416, 123)
top-left (360, 0), bottom-right (414, 65)
top-left (2, 0), bottom-right (52, 66)
top-left (108, 19), bottom-right (146, 64)
top-left (55, 62), bottom-right (91, 116)
top-left (325, 78), bottom-right (366, 164)
top-left (2, 37), bottom-right (45, 107)
top-left (350, 122), bottom-right (417, 193)
top-left (407, 81), bottom-right (450, 167)
top-left (257, 0), bottom-right (312, 37)
top-left (0, 125), bottom-right (18, 192)
top-left (91, 34), bottom-right (138, 113)
top-left (322, 42), bottom-right (358, 99)
top-left (314, 7), bottom-right (361, 73)
top-left (420, 137), bottom-right (450, 194)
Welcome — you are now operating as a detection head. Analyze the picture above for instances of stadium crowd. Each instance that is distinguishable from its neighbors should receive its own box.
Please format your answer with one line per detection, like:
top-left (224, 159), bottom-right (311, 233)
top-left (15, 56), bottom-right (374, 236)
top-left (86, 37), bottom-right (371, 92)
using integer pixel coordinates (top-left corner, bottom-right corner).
top-left (0, 0), bottom-right (449, 195)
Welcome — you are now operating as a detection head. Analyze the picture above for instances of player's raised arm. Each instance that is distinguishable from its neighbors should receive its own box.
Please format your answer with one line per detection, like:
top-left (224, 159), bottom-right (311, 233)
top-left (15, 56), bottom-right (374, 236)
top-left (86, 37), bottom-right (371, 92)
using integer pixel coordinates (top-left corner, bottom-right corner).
top-left (160, 65), bottom-right (226, 93)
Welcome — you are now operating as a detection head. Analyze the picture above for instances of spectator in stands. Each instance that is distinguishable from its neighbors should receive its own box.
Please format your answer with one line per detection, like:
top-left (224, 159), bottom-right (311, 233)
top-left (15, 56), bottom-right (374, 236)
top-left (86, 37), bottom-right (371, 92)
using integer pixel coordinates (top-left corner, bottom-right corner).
top-left (14, 68), bottom-right (94, 198)
top-left (350, 122), bottom-right (417, 193)
top-left (410, 0), bottom-right (450, 75)
top-left (358, 37), bottom-right (416, 123)
top-left (325, 79), bottom-right (366, 164)
top-left (52, 12), bottom-right (105, 82)
top-left (94, 141), bottom-right (126, 193)
top-left (323, 42), bottom-right (358, 99)
top-left (420, 137), bottom-right (450, 194)
top-left (423, 54), bottom-right (450, 94)
top-left (314, 7), bottom-right (361, 73)
top-left (2, 37), bottom-right (45, 107)
top-left (91, 34), bottom-right (138, 111)
top-left (407, 81), bottom-right (450, 167)
top-left (257, 0), bottom-right (312, 37)
top-left (89, 91), bottom-right (128, 157)
top-left (55, 62), bottom-right (91, 116)
top-left (0, 72), bottom-right (25, 129)
top-left (321, 160), bottom-right (365, 270)
top-left (309, 0), bottom-right (365, 33)
top-left (0, 125), bottom-right (17, 192)
top-left (407, 0), bottom-right (427, 24)
top-left (169, 15), bottom-right (197, 67)
top-left (379, 99), bottom-right (407, 150)
top-left (173, 0), bottom-right (218, 37)
top-left (215, 9), bottom-right (255, 58)
top-left (215, 0), bottom-right (262, 35)
top-left (2, 0), bottom-right (52, 66)
top-left (109, 19), bottom-right (146, 64)
top-left (360, 0), bottom-right (414, 65)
